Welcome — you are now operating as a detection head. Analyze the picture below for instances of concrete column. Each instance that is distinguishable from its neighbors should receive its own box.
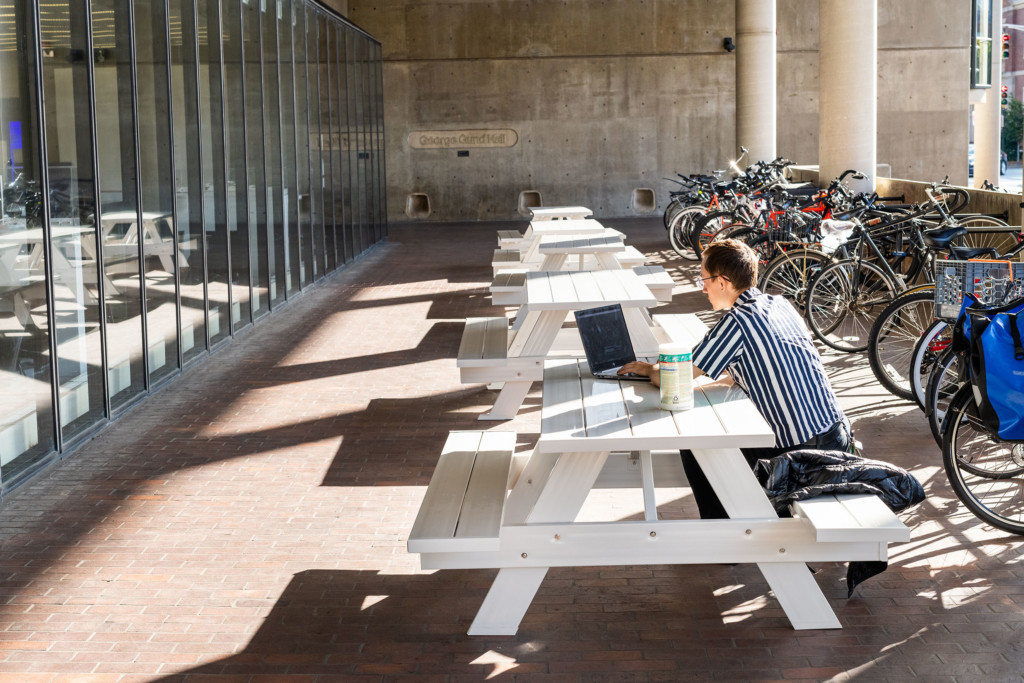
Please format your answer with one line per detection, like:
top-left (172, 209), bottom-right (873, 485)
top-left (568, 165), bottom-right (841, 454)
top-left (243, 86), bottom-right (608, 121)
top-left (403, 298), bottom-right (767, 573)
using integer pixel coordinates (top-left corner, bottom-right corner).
top-left (818, 0), bottom-right (877, 193)
top-left (974, 11), bottom-right (1002, 189)
top-left (735, 0), bottom-right (776, 164)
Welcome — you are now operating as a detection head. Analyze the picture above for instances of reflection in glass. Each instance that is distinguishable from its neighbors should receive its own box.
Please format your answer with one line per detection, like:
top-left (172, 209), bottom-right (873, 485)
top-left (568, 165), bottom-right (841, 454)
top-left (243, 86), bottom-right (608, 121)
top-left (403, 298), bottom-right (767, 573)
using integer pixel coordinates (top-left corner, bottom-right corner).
top-left (0, 2), bottom-right (55, 479)
top-left (0, 0), bottom-right (385, 487)
top-left (134, 0), bottom-right (180, 386)
top-left (346, 33), bottom-right (363, 256)
top-left (243, 0), bottom-right (268, 320)
top-left (169, 0), bottom-right (208, 364)
top-left (42, 2), bottom-right (106, 438)
top-left (198, 0), bottom-right (230, 346)
top-left (223, 0), bottom-right (251, 332)
top-left (278, 0), bottom-right (300, 297)
top-left (261, 0), bottom-right (285, 309)
top-left (373, 42), bottom-right (387, 244)
top-left (336, 26), bottom-right (352, 265)
top-left (293, 4), bottom-right (312, 287)
top-left (353, 37), bottom-right (369, 254)
top-left (319, 14), bottom-right (336, 272)
top-left (94, 0), bottom-right (146, 412)
top-left (365, 38), bottom-right (379, 244)
top-left (306, 8), bottom-right (324, 279)
top-left (332, 24), bottom-right (349, 266)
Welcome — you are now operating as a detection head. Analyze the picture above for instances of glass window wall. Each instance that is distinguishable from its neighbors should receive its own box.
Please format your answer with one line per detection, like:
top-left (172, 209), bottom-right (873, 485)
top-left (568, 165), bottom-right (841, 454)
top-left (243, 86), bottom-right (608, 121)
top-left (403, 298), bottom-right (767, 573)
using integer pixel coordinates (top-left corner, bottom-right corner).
top-left (261, 0), bottom-right (285, 309)
top-left (0, 0), bottom-right (384, 493)
top-left (292, 4), bottom-right (312, 288)
top-left (0, 2), bottom-right (55, 482)
top-left (243, 0), bottom-right (268, 320)
top-left (169, 0), bottom-right (208, 365)
top-left (44, 2), bottom-right (106, 436)
top-left (134, 0), bottom-right (180, 388)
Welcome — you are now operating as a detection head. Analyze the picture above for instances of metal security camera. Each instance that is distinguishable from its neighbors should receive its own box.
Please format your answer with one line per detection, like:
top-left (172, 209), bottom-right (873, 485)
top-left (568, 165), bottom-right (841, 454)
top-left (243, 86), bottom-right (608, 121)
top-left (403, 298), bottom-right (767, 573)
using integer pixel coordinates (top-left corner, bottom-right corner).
top-left (723, 37), bottom-right (736, 52)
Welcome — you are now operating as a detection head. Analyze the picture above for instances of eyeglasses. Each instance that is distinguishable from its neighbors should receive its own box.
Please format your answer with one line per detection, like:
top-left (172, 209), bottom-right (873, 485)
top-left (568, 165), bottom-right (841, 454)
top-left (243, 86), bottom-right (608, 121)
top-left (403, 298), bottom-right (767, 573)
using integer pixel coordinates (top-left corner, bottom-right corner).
top-left (697, 273), bottom-right (730, 289)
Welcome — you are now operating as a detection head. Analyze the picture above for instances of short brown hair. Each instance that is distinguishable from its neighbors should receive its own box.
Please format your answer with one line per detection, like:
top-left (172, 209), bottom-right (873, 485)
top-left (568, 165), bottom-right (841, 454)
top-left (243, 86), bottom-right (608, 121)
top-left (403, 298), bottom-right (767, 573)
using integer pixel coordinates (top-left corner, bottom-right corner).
top-left (702, 239), bottom-right (758, 290)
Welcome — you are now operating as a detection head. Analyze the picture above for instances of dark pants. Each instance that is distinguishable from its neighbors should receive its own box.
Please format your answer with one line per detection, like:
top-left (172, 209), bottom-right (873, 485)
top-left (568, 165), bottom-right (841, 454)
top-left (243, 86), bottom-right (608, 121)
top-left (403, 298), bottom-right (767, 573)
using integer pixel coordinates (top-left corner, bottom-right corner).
top-left (680, 416), bottom-right (853, 520)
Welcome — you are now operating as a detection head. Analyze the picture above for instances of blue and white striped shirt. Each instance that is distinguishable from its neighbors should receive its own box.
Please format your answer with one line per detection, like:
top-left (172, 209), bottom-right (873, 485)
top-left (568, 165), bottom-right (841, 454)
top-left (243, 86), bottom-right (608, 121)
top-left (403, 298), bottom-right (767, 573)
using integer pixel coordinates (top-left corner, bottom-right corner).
top-left (692, 288), bottom-right (845, 448)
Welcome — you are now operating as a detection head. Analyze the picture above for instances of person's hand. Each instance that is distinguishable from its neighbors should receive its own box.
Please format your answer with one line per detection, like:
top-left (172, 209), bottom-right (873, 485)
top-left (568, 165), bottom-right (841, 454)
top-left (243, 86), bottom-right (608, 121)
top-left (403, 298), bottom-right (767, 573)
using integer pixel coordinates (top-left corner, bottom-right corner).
top-left (618, 361), bottom-right (659, 386)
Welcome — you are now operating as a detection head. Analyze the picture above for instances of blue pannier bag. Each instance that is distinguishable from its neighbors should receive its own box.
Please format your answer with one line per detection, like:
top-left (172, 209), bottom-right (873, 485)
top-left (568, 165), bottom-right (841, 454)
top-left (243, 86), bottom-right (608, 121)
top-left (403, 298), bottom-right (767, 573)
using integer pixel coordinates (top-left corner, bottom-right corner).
top-left (965, 299), bottom-right (1024, 441)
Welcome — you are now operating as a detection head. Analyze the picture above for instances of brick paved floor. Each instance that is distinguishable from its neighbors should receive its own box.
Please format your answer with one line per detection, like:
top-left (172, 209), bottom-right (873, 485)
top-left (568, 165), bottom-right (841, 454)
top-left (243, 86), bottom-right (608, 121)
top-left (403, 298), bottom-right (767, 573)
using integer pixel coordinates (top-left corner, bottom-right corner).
top-left (0, 218), bottom-right (1022, 682)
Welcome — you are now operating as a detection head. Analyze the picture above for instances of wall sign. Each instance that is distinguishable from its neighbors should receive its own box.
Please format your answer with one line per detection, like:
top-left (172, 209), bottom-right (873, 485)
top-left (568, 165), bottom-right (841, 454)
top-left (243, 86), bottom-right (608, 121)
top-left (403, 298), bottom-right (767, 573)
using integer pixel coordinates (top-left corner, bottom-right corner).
top-left (408, 129), bottom-right (518, 149)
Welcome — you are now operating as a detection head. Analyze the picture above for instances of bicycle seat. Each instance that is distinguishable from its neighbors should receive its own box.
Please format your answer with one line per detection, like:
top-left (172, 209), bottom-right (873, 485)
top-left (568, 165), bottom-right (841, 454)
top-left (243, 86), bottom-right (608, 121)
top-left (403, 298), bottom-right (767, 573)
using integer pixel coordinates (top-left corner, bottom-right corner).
top-left (950, 246), bottom-right (999, 260)
top-left (921, 226), bottom-right (967, 249)
top-left (780, 185), bottom-right (820, 197)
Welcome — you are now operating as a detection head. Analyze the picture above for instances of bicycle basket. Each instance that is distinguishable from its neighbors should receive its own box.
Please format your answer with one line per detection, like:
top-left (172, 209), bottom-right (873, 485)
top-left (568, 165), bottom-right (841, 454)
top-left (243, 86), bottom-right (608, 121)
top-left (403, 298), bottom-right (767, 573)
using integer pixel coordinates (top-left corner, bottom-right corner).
top-left (934, 260), bottom-right (1024, 321)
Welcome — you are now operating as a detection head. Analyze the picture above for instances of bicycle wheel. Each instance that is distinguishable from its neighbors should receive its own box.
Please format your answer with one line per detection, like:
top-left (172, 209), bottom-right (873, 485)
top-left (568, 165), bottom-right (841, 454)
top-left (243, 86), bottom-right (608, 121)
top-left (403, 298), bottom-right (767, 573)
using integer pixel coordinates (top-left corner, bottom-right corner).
top-left (926, 347), bottom-right (965, 447)
top-left (663, 196), bottom-right (686, 230)
top-left (955, 217), bottom-right (1022, 257)
top-left (690, 210), bottom-right (741, 258)
top-left (667, 206), bottom-right (703, 260)
top-left (758, 248), bottom-right (831, 313)
top-left (867, 288), bottom-right (936, 400)
top-left (910, 319), bottom-right (951, 410)
top-left (942, 385), bottom-right (1024, 535)
top-left (740, 230), bottom-right (787, 267)
top-left (805, 259), bottom-right (900, 352)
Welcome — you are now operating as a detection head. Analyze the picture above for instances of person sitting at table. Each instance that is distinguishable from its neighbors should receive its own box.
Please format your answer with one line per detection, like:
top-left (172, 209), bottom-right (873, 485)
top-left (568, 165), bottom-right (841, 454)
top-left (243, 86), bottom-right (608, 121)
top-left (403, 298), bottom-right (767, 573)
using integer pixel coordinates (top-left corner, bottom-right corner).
top-left (618, 238), bottom-right (853, 519)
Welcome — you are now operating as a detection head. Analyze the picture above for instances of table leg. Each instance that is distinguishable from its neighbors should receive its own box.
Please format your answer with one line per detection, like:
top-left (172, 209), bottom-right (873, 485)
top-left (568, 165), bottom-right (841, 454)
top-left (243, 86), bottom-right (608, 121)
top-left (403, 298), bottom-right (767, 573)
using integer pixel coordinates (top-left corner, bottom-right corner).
top-left (468, 567), bottom-right (548, 635)
top-left (471, 450), bottom-right (608, 634)
top-left (595, 252), bottom-right (622, 270)
top-left (538, 254), bottom-right (565, 272)
top-left (692, 447), bottom-right (841, 630)
top-left (758, 563), bottom-right (841, 629)
top-left (13, 292), bottom-right (31, 328)
top-left (478, 380), bottom-right (532, 421)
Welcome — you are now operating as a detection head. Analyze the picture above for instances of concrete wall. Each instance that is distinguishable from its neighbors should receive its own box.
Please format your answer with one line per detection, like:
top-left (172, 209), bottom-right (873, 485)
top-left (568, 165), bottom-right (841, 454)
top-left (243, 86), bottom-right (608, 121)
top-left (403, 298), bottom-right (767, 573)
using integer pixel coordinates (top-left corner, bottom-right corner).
top-left (318, 0), bottom-right (348, 17)
top-left (348, 0), bottom-right (970, 222)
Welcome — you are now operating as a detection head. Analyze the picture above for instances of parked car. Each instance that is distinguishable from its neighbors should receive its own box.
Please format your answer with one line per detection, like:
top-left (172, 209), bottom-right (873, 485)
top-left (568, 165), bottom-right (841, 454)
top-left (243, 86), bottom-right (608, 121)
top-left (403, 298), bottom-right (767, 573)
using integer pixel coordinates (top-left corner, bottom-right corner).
top-left (968, 144), bottom-right (1008, 176)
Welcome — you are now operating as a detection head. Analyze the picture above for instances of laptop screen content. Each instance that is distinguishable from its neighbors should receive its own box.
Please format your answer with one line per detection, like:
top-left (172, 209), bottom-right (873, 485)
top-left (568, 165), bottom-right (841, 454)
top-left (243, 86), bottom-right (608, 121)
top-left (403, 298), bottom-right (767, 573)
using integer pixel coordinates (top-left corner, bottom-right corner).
top-left (573, 304), bottom-right (648, 380)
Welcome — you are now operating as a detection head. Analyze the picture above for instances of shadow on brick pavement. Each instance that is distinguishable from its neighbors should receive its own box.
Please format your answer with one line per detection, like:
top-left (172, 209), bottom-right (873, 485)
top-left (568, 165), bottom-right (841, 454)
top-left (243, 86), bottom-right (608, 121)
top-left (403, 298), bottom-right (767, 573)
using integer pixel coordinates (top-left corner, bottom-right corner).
top-left (0, 218), bottom-right (1022, 682)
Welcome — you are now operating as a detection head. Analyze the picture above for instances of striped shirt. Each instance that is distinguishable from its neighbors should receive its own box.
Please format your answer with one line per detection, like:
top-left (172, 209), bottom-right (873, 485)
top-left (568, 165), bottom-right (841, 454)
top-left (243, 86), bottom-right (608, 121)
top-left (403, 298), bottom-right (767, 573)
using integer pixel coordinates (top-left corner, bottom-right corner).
top-left (692, 287), bottom-right (844, 448)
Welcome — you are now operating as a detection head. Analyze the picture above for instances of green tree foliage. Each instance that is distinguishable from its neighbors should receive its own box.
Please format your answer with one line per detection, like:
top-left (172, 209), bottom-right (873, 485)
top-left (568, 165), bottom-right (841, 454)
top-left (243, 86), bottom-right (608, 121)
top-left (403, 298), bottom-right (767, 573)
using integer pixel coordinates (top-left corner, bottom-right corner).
top-left (1002, 95), bottom-right (1024, 161)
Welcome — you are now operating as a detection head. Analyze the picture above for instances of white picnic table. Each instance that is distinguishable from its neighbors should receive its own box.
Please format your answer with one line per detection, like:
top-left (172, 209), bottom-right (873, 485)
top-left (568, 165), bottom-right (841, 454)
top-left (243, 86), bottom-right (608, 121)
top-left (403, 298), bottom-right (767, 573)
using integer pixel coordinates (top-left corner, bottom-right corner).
top-left (536, 233), bottom-right (625, 271)
top-left (0, 226), bottom-right (116, 303)
top-left (529, 206), bottom-right (593, 221)
top-left (515, 219), bottom-right (619, 266)
top-left (460, 269), bottom-right (661, 420)
top-left (416, 340), bottom-right (909, 635)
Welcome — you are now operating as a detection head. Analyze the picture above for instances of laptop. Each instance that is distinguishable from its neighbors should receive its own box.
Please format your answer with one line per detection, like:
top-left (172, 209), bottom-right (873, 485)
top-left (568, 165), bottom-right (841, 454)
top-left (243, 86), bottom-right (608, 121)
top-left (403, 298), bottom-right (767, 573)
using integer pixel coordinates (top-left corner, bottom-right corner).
top-left (573, 304), bottom-right (652, 381)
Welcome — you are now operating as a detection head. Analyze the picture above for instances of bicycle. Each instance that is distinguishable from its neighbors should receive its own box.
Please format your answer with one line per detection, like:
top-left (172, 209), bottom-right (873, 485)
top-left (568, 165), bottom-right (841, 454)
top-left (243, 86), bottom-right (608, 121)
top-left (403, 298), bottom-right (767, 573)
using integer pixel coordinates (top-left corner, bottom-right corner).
top-left (938, 288), bottom-right (1024, 534)
top-left (913, 260), bottom-right (1024, 442)
top-left (806, 184), bottom-right (1012, 353)
top-left (869, 221), bottom-right (1024, 400)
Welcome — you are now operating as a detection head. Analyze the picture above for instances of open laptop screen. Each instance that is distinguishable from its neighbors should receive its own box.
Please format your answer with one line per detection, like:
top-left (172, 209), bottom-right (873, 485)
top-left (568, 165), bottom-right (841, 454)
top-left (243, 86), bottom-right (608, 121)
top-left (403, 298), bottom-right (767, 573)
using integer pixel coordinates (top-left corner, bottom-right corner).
top-left (573, 303), bottom-right (640, 377)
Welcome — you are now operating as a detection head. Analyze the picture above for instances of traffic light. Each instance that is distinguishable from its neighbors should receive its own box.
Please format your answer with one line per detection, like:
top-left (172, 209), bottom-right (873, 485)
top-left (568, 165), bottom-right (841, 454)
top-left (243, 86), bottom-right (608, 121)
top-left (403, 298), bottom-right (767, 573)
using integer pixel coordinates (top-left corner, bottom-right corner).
top-left (1002, 84), bottom-right (1009, 109)
top-left (1003, 33), bottom-right (1011, 60)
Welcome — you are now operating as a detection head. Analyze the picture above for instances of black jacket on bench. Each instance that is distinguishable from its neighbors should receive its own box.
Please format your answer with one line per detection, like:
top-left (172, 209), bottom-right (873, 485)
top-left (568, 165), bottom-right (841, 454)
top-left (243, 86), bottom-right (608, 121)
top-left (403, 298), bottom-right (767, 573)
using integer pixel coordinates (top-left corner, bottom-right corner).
top-left (753, 449), bottom-right (925, 597)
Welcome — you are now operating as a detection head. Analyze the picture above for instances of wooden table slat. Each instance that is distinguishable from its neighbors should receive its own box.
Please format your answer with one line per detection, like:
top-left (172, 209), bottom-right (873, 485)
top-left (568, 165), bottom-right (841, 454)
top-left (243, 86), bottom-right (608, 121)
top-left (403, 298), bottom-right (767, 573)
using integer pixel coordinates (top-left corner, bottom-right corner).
top-left (578, 362), bottom-right (634, 440)
top-left (540, 359), bottom-right (586, 440)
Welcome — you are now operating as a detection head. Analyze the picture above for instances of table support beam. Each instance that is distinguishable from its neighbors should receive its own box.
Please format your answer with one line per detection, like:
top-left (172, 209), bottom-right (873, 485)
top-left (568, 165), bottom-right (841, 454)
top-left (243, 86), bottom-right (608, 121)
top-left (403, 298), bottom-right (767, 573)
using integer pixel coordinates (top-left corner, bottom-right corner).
top-left (694, 446), bottom-right (841, 629)
top-left (468, 567), bottom-right (548, 636)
